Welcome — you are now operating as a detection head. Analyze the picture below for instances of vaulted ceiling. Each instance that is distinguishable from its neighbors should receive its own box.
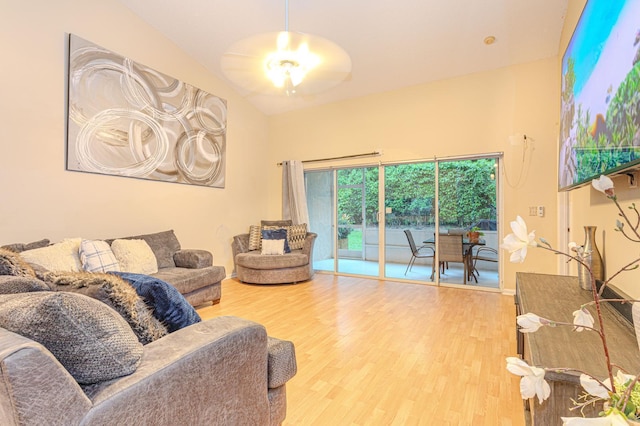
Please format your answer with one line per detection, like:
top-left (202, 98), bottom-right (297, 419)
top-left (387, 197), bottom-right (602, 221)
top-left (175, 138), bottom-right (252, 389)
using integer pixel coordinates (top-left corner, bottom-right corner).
top-left (119, 0), bottom-right (569, 115)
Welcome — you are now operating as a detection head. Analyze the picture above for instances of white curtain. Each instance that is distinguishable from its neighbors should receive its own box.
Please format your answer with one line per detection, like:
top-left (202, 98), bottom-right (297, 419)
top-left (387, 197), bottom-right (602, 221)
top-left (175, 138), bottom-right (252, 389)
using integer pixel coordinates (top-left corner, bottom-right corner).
top-left (282, 160), bottom-right (310, 225)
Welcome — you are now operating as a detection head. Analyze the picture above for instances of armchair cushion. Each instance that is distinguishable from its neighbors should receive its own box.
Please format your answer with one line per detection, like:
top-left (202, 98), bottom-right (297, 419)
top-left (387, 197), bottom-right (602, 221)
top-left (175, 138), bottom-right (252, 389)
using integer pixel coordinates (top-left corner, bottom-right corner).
top-left (0, 291), bottom-right (143, 384)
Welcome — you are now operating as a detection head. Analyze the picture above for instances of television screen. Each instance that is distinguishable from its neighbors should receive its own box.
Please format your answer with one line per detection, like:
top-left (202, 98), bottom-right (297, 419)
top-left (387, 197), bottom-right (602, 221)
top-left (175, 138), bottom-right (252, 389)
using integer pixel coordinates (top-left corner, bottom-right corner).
top-left (558, 0), bottom-right (640, 190)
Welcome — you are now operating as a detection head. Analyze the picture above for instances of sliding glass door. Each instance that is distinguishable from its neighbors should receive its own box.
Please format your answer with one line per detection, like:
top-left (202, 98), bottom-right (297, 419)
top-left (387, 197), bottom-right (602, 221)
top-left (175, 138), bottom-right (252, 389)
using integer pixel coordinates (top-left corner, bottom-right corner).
top-left (305, 155), bottom-right (499, 289)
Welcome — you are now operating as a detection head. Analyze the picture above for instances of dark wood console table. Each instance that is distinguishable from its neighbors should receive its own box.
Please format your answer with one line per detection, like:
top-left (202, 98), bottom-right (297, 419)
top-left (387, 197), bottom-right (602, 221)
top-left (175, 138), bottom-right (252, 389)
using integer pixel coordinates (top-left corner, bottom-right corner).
top-left (515, 272), bottom-right (640, 425)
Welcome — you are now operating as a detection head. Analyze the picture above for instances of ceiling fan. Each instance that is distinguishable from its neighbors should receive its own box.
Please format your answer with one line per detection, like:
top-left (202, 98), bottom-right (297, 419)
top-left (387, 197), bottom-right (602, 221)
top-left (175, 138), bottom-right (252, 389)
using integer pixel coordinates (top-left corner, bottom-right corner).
top-left (220, 0), bottom-right (352, 97)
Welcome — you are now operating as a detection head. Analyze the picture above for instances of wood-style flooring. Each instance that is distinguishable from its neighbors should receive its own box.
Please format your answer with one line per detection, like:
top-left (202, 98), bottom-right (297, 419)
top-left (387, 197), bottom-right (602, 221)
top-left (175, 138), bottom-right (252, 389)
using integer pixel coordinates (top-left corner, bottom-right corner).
top-left (197, 274), bottom-right (525, 425)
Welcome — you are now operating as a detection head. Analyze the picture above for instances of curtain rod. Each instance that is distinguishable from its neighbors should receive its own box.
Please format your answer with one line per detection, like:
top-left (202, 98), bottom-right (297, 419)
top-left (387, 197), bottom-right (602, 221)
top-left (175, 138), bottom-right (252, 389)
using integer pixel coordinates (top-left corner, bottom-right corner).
top-left (276, 151), bottom-right (381, 166)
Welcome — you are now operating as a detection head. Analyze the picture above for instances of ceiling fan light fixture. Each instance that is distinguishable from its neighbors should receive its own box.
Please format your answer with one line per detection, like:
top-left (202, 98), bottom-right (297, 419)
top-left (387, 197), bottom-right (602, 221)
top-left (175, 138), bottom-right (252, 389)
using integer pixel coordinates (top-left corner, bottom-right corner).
top-left (220, 1), bottom-right (351, 97)
top-left (264, 33), bottom-right (321, 91)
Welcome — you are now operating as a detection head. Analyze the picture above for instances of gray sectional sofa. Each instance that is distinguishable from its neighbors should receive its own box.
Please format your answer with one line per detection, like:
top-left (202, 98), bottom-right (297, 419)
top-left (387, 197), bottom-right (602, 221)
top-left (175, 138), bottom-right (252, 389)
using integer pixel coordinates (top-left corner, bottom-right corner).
top-left (0, 315), bottom-right (296, 425)
top-left (0, 231), bottom-right (297, 425)
top-left (2, 230), bottom-right (225, 306)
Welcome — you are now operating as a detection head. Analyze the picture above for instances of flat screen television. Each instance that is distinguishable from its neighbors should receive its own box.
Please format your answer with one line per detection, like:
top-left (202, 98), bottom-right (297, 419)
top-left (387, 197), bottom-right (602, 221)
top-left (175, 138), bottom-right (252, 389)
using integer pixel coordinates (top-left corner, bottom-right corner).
top-left (558, 0), bottom-right (640, 191)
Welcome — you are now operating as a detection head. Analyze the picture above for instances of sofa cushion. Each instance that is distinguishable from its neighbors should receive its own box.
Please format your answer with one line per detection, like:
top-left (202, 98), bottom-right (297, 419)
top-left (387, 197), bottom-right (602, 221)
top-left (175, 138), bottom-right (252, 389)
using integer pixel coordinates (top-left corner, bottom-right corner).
top-left (41, 271), bottom-right (167, 344)
top-left (0, 275), bottom-right (50, 294)
top-left (80, 239), bottom-right (121, 273)
top-left (1, 238), bottom-right (50, 253)
top-left (111, 239), bottom-right (158, 275)
top-left (111, 272), bottom-right (201, 332)
top-left (236, 251), bottom-right (309, 270)
top-left (152, 266), bottom-right (226, 295)
top-left (20, 238), bottom-right (82, 272)
top-left (115, 230), bottom-right (181, 269)
top-left (0, 248), bottom-right (36, 277)
top-left (0, 291), bottom-right (143, 384)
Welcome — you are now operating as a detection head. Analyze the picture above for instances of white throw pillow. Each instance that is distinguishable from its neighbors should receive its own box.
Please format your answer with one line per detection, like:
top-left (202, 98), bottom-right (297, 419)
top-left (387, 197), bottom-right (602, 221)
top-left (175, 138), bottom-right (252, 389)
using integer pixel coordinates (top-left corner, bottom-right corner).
top-left (261, 239), bottom-right (285, 255)
top-left (20, 238), bottom-right (82, 272)
top-left (80, 239), bottom-right (121, 273)
top-left (110, 239), bottom-right (158, 275)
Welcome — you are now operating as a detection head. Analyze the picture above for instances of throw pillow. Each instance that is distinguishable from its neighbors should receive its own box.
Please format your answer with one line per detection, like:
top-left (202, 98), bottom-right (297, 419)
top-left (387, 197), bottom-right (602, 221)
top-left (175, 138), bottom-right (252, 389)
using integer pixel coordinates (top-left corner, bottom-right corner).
top-left (261, 238), bottom-right (285, 255)
top-left (248, 225), bottom-right (262, 251)
top-left (111, 239), bottom-right (158, 275)
top-left (0, 248), bottom-right (36, 277)
top-left (80, 239), bottom-right (121, 273)
top-left (41, 271), bottom-right (167, 344)
top-left (111, 272), bottom-right (201, 333)
top-left (112, 230), bottom-right (181, 269)
top-left (20, 238), bottom-right (82, 272)
top-left (287, 223), bottom-right (308, 250)
top-left (0, 291), bottom-right (143, 384)
top-left (261, 219), bottom-right (293, 227)
top-left (262, 228), bottom-right (291, 253)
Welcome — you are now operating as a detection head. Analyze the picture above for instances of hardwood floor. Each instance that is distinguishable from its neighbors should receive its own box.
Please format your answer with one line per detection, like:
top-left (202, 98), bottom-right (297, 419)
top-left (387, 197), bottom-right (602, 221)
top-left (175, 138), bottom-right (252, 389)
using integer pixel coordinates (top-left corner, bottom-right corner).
top-left (197, 274), bottom-right (525, 425)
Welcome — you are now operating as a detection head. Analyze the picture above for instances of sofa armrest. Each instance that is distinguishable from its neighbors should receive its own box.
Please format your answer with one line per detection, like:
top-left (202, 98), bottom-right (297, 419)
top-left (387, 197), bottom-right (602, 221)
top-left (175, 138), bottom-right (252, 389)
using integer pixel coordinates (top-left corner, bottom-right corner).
top-left (173, 249), bottom-right (213, 269)
top-left (301, 232), bottom-right (318, 256)
top-left (232, 234), bottom-right (250, 255)
top-left (81, 316), bottom-right (272, 425)
top-left (0, 329), bottom-right (92, 425)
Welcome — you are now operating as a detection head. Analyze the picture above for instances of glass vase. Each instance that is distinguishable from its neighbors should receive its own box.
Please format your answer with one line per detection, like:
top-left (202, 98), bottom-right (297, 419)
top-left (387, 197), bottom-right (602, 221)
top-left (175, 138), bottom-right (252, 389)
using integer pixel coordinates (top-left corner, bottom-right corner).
top-left (578, 226), bottom-right (604, 290)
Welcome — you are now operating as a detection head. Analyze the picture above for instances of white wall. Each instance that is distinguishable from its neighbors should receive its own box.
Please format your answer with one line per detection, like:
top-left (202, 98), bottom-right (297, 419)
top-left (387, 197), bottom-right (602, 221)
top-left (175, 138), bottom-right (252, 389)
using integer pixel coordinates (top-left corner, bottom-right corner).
top-left (0, 0), bottom-right (271, 275)
top-left (267, 58), bottom-right (561, 292)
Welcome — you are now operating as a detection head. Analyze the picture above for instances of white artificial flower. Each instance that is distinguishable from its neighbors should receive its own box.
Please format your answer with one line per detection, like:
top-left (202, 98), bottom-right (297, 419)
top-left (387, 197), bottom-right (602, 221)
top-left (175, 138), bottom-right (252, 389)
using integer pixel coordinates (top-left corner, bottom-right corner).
top-left (506, 357), bottom-right (550, 404)
top-left (573, 308), bottom-right (595, 332)
top-left (568, 242), bottom-right (578, 251)
top-left (562, 410), bottom-right (628, 425)
top-left (580, 374), bottom-right (611, 399)
top-left (613, 370), bottom-right (637, 389)
top-left (517, 313), bottom-right (546, 333)
top-left (502, 216), bottom-right (537, 263)
top-left (592, 175), bottom-right (615, 197)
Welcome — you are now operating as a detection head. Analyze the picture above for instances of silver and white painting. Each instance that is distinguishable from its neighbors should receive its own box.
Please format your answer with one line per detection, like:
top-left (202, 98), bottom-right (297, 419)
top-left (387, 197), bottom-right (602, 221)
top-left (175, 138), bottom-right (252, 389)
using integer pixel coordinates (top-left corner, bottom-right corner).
top-left (67, 34), bottom-right (226, 188)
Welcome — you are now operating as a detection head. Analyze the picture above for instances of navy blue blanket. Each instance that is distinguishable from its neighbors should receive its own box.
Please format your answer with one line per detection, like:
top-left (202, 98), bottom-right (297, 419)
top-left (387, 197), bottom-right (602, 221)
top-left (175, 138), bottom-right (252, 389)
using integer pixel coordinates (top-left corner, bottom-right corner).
top-left (110, 272), bottom-right (201, 333)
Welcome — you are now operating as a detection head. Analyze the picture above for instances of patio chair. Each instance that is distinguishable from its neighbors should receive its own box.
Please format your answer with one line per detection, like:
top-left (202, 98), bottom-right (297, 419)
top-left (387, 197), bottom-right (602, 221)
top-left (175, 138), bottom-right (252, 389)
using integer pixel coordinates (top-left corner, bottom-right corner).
top-left (432, 234), bottom-right (473, 283)
top-left (472, 246), bottom-right (498, 276)
top-left (403, 230), bottom-right (435, 275)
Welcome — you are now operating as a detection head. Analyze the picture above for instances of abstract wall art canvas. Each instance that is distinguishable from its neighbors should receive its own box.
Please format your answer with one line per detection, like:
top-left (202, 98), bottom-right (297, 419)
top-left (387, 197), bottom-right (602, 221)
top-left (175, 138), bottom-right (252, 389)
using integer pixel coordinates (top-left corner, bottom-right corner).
top-left (66, 34), bottom-right (227, 188)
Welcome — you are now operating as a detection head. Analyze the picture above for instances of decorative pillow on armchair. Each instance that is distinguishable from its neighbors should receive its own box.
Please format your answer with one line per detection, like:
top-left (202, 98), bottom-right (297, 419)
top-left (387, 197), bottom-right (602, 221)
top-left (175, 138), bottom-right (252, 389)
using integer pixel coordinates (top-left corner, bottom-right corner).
top-left (262, 228), bottom-right (291, 253)
top-left (287, 223), bottom-right (308, 250)
top-left (261, 239), bottom-right (286, 255)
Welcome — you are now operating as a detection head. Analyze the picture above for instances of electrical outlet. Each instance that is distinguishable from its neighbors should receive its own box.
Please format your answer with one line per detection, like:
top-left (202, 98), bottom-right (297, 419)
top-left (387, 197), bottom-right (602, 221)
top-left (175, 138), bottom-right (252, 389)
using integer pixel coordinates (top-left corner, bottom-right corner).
top-left (537, 206), bottom-right (545, 217)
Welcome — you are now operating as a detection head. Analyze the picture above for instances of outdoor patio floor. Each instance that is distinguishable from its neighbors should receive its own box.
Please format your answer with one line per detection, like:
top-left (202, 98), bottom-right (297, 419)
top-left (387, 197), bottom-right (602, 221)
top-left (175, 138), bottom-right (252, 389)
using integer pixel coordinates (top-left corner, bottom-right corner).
top-left (314, 259), bottom-right (500, 289)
